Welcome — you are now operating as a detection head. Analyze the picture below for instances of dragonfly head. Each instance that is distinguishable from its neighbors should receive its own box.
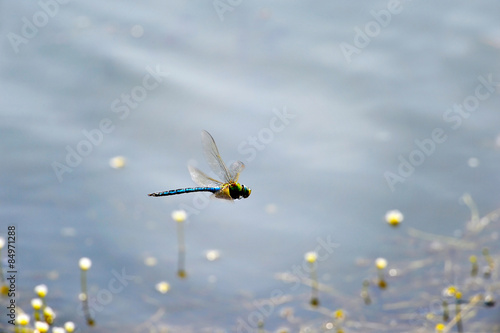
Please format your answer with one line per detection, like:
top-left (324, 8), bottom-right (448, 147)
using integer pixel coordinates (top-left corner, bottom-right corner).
top-left (240, 184), bottom-right (251, 199)
top-left (229, 183), bottom-right (251, 200)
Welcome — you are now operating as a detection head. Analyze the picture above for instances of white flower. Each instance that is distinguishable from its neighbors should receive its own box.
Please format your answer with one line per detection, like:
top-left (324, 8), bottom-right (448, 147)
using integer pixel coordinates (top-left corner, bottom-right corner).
top-left (385, 209), bottom-right (404, 226)
top-left (31, 298), bottom-right (43, 310)
top-left (375, 257), bottom-right (388, 270)
top-left (64, 322), bottom-right (76, 332)
top-left (205, 250), bottom-right (221, 261)
top-left (171, 210), bottom-right (187, 222)
top-left (79, 257), bottom-right (92, 271)
top-left (34, 284), bottom-right (48, 298)
top-left (155, 281), bottom-right (170, 294)
top-left (35, 321), bottom-right (49, 332)
top-left (16, 313), bottom-right (30, 325)
top-left (304, 251), bottom-right (318, 263)
top-left (109, 156), bottom-right (126, 169)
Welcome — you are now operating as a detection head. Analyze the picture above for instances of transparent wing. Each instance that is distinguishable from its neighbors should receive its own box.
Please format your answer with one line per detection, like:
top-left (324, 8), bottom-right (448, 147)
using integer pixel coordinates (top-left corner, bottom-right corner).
top-left (188, 165), bottom-right (223, 187)
top-left (228, 161), bottom-right (245, 183)
top-left (201, 130), bottom-right (234, 183)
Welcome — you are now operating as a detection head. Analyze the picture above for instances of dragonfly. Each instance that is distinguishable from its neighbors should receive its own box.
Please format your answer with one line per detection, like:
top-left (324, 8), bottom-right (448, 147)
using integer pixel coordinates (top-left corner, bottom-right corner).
top-left (148, 130), bottom-right (251, 200)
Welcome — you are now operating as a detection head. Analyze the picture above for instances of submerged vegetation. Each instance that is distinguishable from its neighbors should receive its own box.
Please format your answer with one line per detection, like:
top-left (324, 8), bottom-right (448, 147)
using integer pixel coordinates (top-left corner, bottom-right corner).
top-left (271, 196), bottom-right (499, 332)
top-left (0, 194), bottom-right (498, 332)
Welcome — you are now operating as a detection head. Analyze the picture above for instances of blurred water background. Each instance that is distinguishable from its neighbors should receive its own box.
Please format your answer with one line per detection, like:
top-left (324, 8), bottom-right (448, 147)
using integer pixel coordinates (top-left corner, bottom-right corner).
top-left (1, 0), bottom-right (500, 331)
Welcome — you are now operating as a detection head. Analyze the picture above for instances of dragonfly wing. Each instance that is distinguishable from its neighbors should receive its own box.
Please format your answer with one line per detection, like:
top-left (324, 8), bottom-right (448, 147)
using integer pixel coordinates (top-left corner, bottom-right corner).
top-left (201, 130), bottom-right (233, 183)
top-left (228, 161), bottom-right (245, 183)
top-left (188, 165), bottom-right (223, 187)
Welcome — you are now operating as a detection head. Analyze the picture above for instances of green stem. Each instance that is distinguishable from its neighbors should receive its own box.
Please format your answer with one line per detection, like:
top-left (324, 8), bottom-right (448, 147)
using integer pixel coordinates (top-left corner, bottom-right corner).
top-left (177, 222), bottom-right (187, 278)
top-left (81, 270), bottom-right (94, 325)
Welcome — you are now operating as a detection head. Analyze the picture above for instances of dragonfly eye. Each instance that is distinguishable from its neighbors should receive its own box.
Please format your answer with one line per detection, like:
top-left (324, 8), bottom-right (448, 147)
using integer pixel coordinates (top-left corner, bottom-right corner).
top-left (241, 185), bottom-right (251, 198)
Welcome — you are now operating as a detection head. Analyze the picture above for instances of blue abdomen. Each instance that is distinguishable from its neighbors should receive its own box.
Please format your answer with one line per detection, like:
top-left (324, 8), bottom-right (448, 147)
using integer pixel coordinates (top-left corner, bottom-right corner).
top-left (148, 187), bottom-right (220, 197)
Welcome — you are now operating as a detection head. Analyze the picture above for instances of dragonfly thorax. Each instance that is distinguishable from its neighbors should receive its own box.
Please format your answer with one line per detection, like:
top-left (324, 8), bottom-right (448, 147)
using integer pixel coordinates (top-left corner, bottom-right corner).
top-left (228, 183), bottom-right (251, 200)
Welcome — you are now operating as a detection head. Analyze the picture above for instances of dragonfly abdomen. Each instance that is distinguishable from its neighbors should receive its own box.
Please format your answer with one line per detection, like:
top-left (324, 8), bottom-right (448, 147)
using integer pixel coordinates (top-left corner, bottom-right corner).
top-left (148, 187), bottom-right (220, 197)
